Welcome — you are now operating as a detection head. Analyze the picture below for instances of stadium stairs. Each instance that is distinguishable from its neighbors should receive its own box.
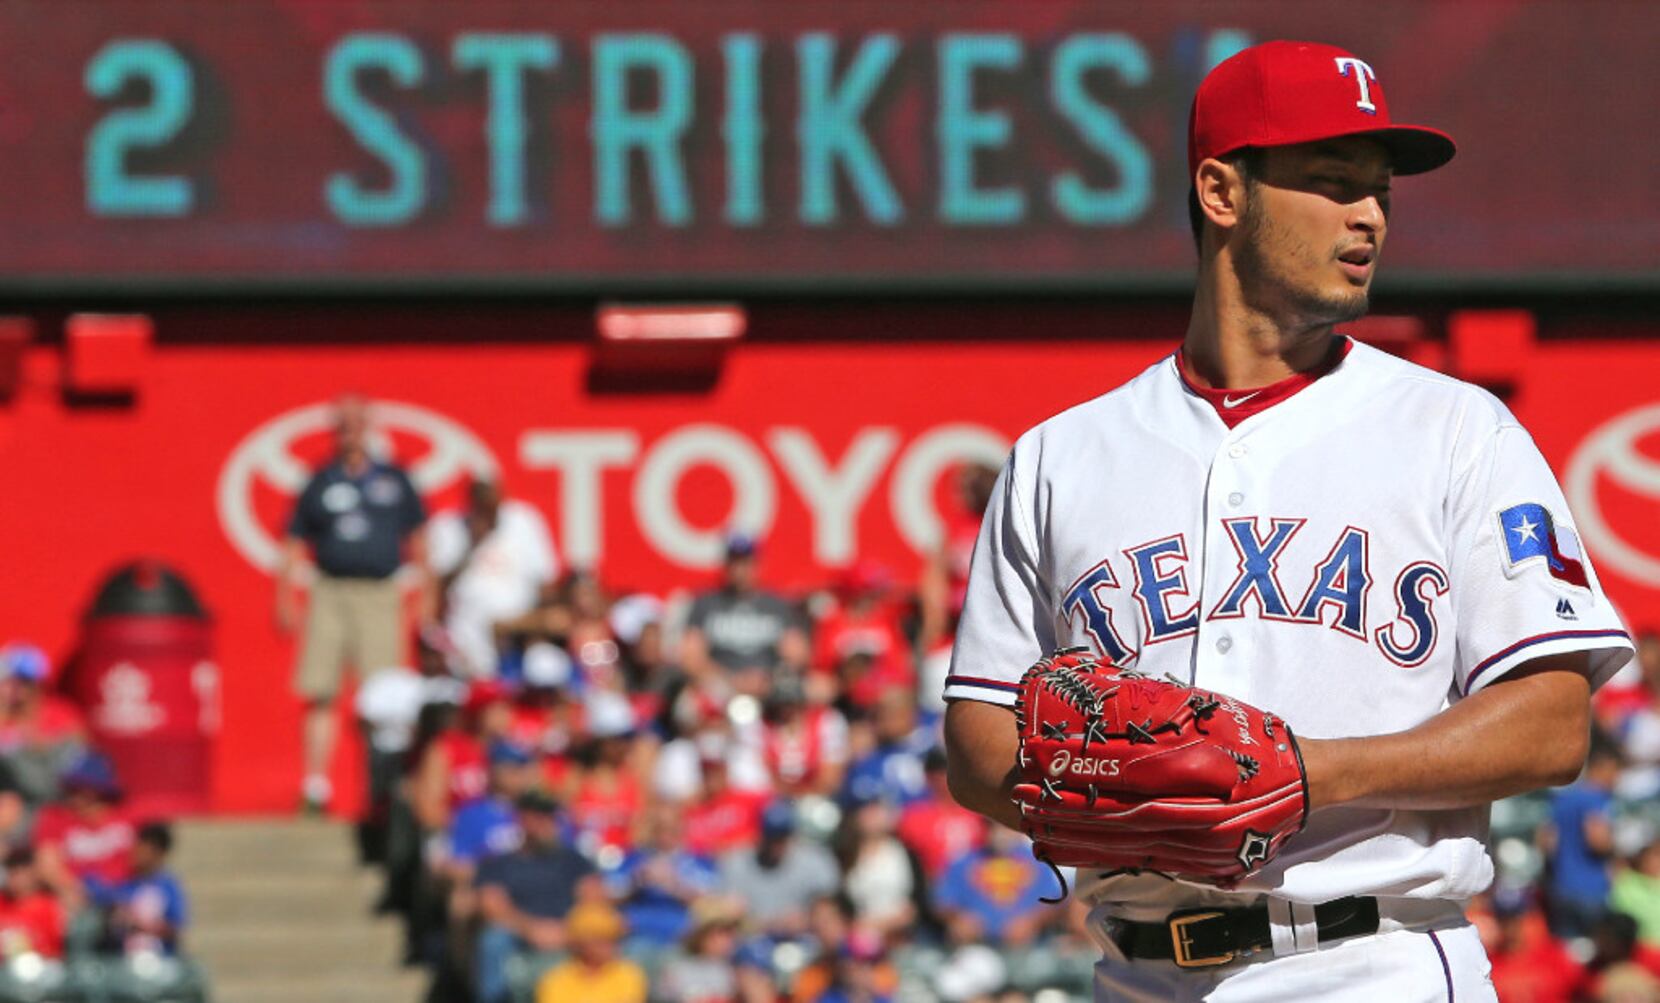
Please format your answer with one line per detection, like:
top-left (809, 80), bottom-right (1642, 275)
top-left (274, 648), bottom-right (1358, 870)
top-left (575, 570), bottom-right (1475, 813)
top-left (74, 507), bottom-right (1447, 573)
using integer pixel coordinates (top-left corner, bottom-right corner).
top-left (175, 818), bottom-right (424, 1003)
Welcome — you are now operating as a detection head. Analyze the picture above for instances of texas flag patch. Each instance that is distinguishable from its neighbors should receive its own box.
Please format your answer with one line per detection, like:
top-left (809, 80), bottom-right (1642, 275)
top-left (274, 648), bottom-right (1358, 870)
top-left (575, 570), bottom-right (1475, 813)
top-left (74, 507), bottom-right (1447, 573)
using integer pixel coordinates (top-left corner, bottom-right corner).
top-left (1497, 503), bottom-right (1590, 589)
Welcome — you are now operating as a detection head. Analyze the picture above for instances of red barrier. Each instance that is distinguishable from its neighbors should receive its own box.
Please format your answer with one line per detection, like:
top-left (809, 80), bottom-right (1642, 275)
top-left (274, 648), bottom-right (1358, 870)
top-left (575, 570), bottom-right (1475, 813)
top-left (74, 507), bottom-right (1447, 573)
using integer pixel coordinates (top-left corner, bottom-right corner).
top-left (73, 615), bottom-right (216, 818)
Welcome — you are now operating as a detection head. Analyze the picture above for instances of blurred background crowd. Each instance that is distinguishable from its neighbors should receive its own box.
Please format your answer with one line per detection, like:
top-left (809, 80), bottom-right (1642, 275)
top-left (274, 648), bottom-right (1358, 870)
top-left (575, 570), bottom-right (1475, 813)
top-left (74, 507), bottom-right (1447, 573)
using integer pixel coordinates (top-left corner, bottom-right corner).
top-left (341, 447), bottom-right (1111, 1003)
top-left (0, 642), bottom-right (197, 999)
top-left (1471, 633), bottom-right (1660, 1003)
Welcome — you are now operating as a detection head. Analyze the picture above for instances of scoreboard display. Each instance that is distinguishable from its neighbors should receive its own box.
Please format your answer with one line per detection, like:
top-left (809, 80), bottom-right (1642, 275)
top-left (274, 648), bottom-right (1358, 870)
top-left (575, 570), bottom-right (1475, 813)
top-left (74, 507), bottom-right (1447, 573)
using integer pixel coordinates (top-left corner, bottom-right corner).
top-left (4, 1), bottom-right (1655, 293)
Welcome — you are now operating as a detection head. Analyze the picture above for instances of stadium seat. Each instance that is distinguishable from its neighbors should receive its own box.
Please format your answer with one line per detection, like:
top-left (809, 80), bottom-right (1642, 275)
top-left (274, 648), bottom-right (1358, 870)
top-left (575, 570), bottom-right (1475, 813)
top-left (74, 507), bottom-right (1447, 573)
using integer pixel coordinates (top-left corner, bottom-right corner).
top-left (0, 956), bottom-right (72, 1003)
top-left (505, 949), bottom-right (566, 1003)
top-left (58, 956), bottom-right (207, 1003)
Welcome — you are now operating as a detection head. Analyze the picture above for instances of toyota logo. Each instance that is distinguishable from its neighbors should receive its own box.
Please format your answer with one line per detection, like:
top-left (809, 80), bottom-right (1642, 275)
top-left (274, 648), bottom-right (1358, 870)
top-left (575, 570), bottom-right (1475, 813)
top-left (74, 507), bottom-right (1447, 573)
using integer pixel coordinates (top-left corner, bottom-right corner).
top-left (1565, 402), bottom-right (1660, 588)
top-left (216, 399), bottom-right (499, 574)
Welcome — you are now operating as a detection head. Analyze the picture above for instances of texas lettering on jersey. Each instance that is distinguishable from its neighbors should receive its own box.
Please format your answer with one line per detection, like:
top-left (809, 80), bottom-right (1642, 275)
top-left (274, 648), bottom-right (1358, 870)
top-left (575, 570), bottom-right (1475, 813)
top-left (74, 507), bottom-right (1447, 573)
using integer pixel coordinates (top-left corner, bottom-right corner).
top-left (1062, 518), bottom-right (1445, 669)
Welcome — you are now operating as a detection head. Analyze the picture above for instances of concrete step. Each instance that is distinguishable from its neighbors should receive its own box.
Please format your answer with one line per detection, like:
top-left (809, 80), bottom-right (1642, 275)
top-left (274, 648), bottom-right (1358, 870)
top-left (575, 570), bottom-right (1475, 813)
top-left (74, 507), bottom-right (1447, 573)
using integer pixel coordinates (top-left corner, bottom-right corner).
top-left (211, 968), bottom-right (427, 1003)
top-left (174, 819), bottom-right (360, 875)
top-left (173, 818), bottom-right (421, 1002)
top-left (189, 871), bottom-right (381, 926)
top-left (188, 922), bottom-right (403, 978)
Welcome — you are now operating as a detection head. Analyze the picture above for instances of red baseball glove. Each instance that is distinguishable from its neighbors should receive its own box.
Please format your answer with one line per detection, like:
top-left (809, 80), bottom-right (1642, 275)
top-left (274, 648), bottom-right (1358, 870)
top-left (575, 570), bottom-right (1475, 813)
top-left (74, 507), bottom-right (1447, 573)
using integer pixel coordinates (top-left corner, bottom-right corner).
top-left (1012, 648), bottom-right (1307, 890)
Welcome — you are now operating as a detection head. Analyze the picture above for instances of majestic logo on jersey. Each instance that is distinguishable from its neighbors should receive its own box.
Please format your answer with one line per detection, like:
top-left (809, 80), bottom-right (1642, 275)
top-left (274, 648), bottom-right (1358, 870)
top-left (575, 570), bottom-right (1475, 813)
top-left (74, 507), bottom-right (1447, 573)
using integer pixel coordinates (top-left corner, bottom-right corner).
top-left (1065, 519), bottom-right (1444, 669)
top-left (1497, 503), bottom-right (1589, 589)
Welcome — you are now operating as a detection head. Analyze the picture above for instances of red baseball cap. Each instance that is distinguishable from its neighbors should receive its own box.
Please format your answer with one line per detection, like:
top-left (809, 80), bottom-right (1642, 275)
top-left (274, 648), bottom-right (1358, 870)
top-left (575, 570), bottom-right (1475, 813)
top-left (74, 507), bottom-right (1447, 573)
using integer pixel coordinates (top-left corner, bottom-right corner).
top-left (1188, 41), bottom-right (1456, 179)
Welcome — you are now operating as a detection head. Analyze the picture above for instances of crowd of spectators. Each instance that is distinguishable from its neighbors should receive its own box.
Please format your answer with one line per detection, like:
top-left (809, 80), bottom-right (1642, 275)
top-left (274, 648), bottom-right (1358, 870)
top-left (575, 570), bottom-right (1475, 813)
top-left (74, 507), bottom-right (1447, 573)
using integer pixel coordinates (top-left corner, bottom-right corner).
top-left (1475, 632), bottom-right (1660, 1002)
top-left (0, 642), bottom-right (196, 999)
top-left (353, 465), bottom-right (1107, 1003)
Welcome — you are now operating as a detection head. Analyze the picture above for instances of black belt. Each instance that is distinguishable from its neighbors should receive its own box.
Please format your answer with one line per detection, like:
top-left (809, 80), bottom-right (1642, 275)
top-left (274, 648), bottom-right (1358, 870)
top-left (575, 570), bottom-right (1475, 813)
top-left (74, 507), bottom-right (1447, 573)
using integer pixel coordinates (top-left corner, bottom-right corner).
top-left (1113, 897), bottom-right (1380, 969)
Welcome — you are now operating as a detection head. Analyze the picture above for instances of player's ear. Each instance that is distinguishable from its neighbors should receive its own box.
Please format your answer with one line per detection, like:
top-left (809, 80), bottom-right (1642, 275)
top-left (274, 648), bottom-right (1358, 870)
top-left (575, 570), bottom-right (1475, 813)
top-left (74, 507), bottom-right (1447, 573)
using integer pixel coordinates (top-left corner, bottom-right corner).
top-left (1194, 158), bottom-right (1247, 235)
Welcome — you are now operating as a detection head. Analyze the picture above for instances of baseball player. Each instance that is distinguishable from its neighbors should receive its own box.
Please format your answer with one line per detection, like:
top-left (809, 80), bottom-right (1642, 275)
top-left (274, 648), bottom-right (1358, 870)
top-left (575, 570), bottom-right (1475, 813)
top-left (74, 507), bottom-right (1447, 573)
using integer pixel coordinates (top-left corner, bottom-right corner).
top-left (943, 40), bottom-right (1634, 1002)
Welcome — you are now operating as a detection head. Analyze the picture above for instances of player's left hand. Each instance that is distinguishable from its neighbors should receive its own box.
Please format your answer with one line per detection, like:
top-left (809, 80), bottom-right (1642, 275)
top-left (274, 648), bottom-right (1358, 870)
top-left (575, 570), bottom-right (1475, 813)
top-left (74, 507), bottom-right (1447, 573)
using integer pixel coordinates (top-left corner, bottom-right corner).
top-left (1012, 648), bottom-right (1308, 890)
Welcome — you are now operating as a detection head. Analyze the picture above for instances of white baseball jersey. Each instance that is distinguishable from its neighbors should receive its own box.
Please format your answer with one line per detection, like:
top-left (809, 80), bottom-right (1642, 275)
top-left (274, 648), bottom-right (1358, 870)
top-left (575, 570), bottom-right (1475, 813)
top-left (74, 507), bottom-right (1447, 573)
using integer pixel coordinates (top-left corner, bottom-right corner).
top-left (948, 337), bottom-right (1633, 917)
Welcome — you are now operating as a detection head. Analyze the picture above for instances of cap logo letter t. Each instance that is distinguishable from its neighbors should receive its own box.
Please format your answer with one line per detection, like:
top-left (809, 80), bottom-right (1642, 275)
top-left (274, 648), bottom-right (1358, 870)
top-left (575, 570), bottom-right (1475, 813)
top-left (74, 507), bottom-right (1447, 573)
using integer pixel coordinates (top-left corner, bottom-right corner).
top-left (1334, 57), bottom-right (1378, 114)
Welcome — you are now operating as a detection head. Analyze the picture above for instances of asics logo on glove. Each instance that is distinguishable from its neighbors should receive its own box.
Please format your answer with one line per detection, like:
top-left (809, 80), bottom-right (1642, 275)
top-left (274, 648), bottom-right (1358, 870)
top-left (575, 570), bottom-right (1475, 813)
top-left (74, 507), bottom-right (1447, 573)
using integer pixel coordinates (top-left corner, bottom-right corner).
top-left (1047, 748), bottom-right (1122, 778)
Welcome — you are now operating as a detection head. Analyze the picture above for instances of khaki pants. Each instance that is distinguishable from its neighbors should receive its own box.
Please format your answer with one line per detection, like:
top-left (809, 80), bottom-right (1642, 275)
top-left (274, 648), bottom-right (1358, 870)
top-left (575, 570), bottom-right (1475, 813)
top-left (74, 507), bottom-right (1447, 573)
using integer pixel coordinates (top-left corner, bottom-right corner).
top-left (294, 576), bottom-right (404, 702)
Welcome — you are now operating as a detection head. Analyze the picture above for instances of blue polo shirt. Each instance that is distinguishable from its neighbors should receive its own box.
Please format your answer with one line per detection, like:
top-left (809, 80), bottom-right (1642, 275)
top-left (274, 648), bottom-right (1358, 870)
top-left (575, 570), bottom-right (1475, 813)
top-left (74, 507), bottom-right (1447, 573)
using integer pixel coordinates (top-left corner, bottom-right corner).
top-left (842, 729), bottom-right (934, 807)
top-left (450, 797), bottom-right (522, 865)
top-left (476, 844), bottom-right (595, 920)
top-left (609, 848), bottom-right (720, 946)
top-left (1548, 783), bottom-right (1615, 905)
top-left (111, 871), bottom-right (189, 955)
top-left (288, 459), bottom-right (424, 579)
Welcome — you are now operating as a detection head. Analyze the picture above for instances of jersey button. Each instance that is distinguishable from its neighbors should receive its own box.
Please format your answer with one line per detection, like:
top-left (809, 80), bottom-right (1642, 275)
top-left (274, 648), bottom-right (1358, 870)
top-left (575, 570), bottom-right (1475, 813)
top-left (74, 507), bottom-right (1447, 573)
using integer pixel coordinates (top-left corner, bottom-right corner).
top-left (1215, 636), bottom-right (1233, 654)
top-left (1228, 444), bottom-right (1248, 459)
top-left (1227, 492), bottom-right (1244, 507)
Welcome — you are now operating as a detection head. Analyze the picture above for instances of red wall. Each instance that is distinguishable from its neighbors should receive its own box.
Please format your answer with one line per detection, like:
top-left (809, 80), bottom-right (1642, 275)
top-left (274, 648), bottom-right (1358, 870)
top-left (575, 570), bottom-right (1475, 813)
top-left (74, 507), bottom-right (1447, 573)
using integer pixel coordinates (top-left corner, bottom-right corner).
top-left (1, 320), bottom-right (1656, 814)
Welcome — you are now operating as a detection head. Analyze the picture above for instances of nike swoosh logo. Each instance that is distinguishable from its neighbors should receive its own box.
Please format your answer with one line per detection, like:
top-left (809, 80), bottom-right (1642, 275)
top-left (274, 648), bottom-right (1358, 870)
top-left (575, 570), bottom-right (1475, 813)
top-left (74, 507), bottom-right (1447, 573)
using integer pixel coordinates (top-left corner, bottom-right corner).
top-left (1222, 391), bottom-right (1262, 408)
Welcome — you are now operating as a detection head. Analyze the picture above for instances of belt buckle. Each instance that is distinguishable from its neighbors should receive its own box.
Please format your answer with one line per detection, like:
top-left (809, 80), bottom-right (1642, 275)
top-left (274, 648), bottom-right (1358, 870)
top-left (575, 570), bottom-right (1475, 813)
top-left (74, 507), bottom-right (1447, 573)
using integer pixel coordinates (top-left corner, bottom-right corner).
top-left (1168, 910), bottom-right (1234, 969)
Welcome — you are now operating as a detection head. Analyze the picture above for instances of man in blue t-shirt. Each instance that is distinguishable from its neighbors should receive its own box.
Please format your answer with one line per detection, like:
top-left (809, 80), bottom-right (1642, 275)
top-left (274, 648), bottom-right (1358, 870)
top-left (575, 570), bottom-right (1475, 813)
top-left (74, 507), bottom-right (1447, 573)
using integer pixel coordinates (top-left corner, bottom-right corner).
top-left (442, 744), bottom-right (536, 995)
top-left (448, 742), bottom-right (536, 872)
top-left (276, 394), bottom-right (428, 813)
top-left (605, 804), bottom-right (720, 950)
top-left (448, 737), bottom-right (537, 863)
top-left (107, 823), bottom-right (188, 956)
top-left (474, 791), bottom-right (600, 1003)
top-left (841, 690), bottom-right (933, 807)
top-left (1543, 737), bottom-right (1622, 938)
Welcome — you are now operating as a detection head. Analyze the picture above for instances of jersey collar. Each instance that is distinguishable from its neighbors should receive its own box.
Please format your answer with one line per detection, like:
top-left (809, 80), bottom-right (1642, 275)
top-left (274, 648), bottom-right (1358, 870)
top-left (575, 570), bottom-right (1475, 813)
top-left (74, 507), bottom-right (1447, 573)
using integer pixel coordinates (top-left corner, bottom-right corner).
top-left (1175, 336), bottom-right (1354, 429)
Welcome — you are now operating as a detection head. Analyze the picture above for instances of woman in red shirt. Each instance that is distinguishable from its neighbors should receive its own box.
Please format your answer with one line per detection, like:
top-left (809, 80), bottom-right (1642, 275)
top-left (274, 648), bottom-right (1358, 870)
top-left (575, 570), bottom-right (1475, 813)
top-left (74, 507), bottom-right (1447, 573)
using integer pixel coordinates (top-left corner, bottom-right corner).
top-left (916, 463), bottom-right (998, 653)
top-left (562, 695), bottom-right (644, 857)
top-left (812, 562), bottom-right (914, 713)
top-left (681, 754), bottom-right (768, 858)
top-left (760, 675), bottom-right (849, 799)
top-left (34, 754), bottom-right (134, 910)
top-left (0, 848), bottom-right (65, 960)
top-left (412, 682), bottom-right (512, 834)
